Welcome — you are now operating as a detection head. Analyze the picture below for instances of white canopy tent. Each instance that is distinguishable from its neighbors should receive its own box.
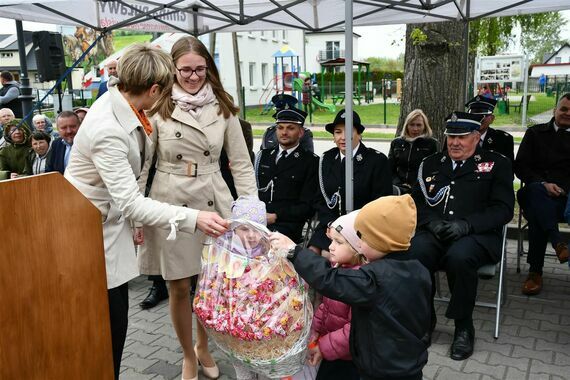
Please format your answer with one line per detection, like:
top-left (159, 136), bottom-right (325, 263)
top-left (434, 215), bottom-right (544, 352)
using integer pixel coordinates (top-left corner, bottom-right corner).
top-left (2, 0), bottom-right (570, 210)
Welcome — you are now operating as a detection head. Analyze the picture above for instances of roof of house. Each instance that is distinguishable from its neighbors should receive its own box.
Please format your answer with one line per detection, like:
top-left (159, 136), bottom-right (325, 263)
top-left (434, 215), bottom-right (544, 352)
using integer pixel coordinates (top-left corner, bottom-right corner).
top-left (543, 43), bottom-right (570, 64)
top-left (306, 30), bottom-right (361, 38)
top-left (0, 31), bottom-right (33, 51)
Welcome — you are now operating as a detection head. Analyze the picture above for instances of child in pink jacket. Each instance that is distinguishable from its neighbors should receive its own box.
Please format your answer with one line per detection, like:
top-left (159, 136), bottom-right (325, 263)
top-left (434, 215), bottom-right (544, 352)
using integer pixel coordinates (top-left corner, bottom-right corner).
top-left (308, 211), bottom-right (364, 380)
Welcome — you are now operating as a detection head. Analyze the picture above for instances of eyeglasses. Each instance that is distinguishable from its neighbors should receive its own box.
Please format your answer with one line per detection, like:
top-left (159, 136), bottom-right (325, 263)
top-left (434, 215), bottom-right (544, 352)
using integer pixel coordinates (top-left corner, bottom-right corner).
top-left (176, 66), bottom-right (208, 79)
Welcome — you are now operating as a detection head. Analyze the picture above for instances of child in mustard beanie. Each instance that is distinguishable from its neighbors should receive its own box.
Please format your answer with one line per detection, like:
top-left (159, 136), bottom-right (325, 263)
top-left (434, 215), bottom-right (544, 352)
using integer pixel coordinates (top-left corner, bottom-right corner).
top-left (270, 195), bottom-right (431, 380)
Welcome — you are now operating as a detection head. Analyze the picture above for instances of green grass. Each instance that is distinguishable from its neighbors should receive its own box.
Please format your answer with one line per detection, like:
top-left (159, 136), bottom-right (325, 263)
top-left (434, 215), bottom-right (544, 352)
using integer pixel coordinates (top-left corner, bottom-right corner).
top-left (245, 92), bottom-right (558, 127)
top-left (113, 34), bottom-right (153, 51)
top-left (246, 102), bottom-right (401, 125)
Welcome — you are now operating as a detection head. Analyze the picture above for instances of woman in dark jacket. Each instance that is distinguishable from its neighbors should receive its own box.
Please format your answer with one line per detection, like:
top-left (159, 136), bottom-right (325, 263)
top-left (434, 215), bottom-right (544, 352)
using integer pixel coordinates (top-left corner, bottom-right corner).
top-left (0, 119), bottom-right (32, 178)
top-left (388, 109), bottom-right (438, 194)
top-left (308, 110), bottom-right (392, 256)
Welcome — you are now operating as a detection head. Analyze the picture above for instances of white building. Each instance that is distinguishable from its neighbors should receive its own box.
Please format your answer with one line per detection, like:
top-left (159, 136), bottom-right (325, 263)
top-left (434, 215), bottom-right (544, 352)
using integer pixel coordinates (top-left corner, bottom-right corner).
top-left (304, 30), bottom-right (360, 74)
top-left (530, 43), bottom-right (570, 78)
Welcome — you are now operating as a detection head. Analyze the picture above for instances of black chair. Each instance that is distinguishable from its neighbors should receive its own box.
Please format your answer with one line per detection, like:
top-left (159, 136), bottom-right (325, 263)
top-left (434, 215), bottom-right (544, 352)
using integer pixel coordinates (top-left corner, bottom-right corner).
top-left (511, 94), bottom-right (532, 113)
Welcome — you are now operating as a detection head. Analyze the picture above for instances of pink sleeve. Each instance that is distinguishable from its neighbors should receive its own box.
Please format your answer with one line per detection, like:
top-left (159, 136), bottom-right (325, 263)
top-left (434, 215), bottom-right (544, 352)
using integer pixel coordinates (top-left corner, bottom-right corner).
top-left (317, 321), bottom-right (352, 361)
top-left (311, 302), bottom-right (326, 336)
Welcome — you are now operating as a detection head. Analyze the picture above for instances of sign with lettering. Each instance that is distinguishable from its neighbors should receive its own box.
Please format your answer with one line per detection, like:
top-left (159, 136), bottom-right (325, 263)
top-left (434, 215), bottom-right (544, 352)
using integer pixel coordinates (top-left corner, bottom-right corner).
top-left (476, 55), bottom-right (525, 83)
top-left (98, 1), bottom-right (201, 33)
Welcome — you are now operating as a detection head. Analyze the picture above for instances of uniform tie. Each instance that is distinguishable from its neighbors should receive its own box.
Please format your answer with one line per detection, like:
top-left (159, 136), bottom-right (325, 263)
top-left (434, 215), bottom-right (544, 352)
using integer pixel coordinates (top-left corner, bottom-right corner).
top-left (453, 160), bottom-right (463, 174)
top-left (276, 150), bottom-right (287, 164)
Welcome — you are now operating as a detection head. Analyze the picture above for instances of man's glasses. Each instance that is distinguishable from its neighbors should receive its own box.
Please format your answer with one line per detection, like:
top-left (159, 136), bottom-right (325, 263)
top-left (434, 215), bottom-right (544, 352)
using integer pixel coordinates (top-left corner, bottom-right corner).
top-left (176, 66), bottom-right (208, 79)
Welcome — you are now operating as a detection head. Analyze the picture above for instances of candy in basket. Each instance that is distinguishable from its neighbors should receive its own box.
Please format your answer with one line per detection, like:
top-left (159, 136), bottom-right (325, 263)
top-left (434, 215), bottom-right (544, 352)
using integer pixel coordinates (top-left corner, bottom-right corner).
top-left (193, 219), bottom-right (313, 378)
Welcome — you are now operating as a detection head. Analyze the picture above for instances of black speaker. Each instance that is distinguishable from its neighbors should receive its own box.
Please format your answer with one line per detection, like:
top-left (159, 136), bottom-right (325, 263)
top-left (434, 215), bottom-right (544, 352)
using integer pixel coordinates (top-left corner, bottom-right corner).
top-left (32, 31), bottom-right (66, 82)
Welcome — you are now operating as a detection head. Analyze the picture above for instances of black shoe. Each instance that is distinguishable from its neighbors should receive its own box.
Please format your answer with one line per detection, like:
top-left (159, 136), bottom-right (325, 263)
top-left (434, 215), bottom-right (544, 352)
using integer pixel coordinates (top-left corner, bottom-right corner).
top-left (140, 284), bottom-right (168, 309)
top-left (450, 326), bottom-right (474, 361)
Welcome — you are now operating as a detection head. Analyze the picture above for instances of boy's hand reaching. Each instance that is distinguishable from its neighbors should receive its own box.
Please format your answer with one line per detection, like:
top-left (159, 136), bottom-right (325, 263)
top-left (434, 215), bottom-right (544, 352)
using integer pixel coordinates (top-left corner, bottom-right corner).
top-left (269, 232), bottom-right (296, 257)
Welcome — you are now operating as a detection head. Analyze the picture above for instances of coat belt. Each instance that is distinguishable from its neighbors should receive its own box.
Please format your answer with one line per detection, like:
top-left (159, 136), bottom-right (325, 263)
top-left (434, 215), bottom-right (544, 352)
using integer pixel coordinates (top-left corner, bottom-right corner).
top-left (156, 160), bottom-right (220, 177)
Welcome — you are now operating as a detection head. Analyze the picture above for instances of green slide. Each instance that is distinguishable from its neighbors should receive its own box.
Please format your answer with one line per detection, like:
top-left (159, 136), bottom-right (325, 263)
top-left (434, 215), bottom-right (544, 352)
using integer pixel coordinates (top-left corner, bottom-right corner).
top-left (293, 78), bottom-right (336, 113)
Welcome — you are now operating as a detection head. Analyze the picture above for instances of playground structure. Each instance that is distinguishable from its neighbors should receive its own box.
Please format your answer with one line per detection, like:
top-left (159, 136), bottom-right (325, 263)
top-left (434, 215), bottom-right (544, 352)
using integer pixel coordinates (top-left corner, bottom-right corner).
top-left (259, 45), bottom-right (336, 119)
top-left (319, 58), bottom-right (372, 105)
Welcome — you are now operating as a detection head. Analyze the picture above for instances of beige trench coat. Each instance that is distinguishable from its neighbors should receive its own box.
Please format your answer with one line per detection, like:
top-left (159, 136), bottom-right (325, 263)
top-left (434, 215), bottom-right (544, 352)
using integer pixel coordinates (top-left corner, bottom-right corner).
top-left (138, 100), bottom-right (257, 279)
top-left (65, 81), bottom-right (199, 289)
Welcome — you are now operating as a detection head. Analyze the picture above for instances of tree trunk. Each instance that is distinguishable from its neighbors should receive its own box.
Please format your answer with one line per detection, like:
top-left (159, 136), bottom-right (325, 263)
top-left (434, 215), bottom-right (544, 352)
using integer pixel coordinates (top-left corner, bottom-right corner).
top-left (397, 21), bottom-right (468, 145)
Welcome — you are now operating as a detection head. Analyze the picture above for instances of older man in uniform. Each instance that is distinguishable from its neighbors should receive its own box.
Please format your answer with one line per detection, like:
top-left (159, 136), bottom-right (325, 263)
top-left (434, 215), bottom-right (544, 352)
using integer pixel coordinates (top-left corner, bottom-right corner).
top-left (256, 107), bottom-right (318, 243)
top-left (515, 93), bottom-right (570, 295)
top-left (466, 96), bottom-right (514, 162)
top-left (408, 111), bottom-right (514, 360)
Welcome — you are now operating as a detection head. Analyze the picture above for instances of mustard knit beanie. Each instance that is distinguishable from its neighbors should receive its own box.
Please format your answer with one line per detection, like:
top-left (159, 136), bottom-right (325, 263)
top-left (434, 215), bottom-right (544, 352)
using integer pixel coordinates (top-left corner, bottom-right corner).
top-left (354, 194), bottom-right (417, 253)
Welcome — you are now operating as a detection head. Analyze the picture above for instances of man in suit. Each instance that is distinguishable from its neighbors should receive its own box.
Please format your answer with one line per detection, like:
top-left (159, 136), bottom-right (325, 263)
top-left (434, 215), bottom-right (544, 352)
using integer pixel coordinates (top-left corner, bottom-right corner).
top-left (409, 111), bottom-right (514, 361)
top-left (96, 60), bottom-right (118, 100)
top-left (256, 107), bottom-right (319, 243)
top-left (515, 93), bottom-right (570, 295)
top-left (466, 96), bottom-right (514, 162)
top-left (46, 111), bottom-right (80, 174)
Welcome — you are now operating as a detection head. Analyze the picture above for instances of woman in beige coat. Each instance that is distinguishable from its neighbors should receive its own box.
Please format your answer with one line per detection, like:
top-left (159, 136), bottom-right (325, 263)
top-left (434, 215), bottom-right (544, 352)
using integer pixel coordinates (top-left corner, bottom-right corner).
top-left (139, 36), bottom-right (257, 380)
top-left (65, 44), bottom-right (228, 380)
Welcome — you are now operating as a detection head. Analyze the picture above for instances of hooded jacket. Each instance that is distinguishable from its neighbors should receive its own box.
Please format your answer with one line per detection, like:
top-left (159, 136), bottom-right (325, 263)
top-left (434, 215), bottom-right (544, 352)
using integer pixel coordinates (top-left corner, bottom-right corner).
top-left (0, 120), bottom-right (32, 175)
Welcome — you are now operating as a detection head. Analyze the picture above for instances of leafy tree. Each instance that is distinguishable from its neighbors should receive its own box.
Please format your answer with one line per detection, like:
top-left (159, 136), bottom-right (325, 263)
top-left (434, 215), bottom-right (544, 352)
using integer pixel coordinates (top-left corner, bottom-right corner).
top-left (364, 55), bottom-right (404, 72)
top-left (469, 12), bottom-right (565, 64)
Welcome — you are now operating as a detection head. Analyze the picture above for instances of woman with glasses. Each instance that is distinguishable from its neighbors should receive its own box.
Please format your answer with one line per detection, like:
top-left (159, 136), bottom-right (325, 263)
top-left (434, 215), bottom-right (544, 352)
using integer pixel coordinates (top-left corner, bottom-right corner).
top-left (138, 36), bottom-right (257, 380)
top-left (388, 109), bottom-right (438, 194)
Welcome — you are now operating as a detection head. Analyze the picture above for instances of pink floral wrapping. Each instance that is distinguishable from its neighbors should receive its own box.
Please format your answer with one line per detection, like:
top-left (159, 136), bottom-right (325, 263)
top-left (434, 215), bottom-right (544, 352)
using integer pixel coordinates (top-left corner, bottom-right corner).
top-left (193, 219), bottom-right (312, 377)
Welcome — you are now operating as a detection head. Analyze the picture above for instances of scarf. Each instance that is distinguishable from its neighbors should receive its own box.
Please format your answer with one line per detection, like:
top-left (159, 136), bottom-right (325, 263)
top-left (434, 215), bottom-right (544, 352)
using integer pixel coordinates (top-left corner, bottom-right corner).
top-left (129, 103), bottom-right (153, 136)
top-left (171, 83), bottom-right (216, 117)
top-left (403, 133), bottom-right (429, 143)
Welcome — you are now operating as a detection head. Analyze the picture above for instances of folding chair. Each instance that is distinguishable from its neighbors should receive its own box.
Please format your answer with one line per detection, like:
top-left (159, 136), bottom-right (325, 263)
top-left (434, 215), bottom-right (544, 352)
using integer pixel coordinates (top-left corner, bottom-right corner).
top-left (301, 213), bottom-right (319, 248)
top-left (435, 225), bottom-right (508, 339)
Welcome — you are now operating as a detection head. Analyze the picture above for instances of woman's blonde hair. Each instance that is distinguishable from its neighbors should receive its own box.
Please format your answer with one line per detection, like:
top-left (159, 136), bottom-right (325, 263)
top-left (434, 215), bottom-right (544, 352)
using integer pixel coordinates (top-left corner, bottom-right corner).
top-left (117, 43), bottom-right (174, 96)
top-left (401, 109), bottom-right (432, 139)
top-left (150, 36), bottom-right (239, 120)
top-left (328, 229), bottom-right (366, 266)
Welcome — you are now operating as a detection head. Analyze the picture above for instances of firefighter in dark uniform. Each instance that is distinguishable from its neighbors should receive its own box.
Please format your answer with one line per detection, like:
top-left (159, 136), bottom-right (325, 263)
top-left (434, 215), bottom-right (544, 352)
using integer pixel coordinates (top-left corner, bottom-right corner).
top-left (308, 110), bottom-right (392, 255)
top-left (466, 96), bottom-right (514, 162)
top-left (408, 111), bottom-right (514, 361)
top-left (255, 107), bottom-right (319, 243)
top-left (261, 93), bottom-right (314, 152)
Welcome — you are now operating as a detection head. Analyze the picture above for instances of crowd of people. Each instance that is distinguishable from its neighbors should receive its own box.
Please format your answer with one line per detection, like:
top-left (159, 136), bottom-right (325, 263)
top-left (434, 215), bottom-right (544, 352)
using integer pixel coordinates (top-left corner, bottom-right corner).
top-left (2, 37), bottom-right (570, 380)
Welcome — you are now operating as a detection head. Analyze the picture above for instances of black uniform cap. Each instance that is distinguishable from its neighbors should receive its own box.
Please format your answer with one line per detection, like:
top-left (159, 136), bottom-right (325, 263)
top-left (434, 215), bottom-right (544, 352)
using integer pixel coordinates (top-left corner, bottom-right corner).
top-left (444, 111), bottom-right (485, 136)
top-left (325, 110), bottom-right (365, 134)
top-left (465, 96), bottom-right (497, 115)
top-left (275, 108), bottom-right (307, 127)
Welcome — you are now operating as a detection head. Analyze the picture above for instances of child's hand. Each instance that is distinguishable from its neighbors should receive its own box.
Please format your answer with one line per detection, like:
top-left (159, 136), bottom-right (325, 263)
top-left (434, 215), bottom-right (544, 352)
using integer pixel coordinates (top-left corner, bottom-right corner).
top-left (269, 232), bottom-right (296, 256)
top-left (307, 345), bottom-right (322, 366)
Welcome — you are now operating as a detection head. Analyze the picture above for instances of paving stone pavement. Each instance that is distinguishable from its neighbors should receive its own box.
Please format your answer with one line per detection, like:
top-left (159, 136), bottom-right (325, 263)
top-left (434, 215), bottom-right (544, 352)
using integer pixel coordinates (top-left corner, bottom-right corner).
top-left (122, 239), bottom-right (570, 379)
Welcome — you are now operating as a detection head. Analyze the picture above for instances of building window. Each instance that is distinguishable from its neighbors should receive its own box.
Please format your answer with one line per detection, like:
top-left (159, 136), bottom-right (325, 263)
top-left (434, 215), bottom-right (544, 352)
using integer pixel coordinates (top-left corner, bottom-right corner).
top-left (272, 30), bottom-right (278, 40)
top-left (1, 52), bottom-right (14, 58)
top-left (261, 63), bottom-right (268, 86)
top-left (249, 62), bottom-right (256, 86)
top-left (282, 30), bottom-right (288, 40)
top-left (326, 41), bottom-right (340, 60)
top-left (555, 56), bottom-right (562, 64)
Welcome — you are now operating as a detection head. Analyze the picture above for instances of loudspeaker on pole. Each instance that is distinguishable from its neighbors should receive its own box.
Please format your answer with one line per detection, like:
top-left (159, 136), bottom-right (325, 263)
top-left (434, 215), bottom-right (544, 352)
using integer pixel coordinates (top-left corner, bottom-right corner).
top-left (32, 31), bottom-right (66, 83)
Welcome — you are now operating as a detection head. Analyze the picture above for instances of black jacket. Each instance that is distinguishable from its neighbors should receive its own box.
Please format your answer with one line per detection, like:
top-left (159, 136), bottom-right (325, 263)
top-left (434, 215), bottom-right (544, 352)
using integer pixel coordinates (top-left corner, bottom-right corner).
top-left (45, 138), bottom-right (67, 175)
top-left (514, 117), bottom-right (570, 192)
top-left (290, 248), bottom-right (431, 380)
top-left (481, 127), bottom-right (514, 162)
top-left (411, 148), bottom-right (514, 261)
top-left (388, 136), bottom-right (438, 191)
top-left (0, 82), bottom-right (22, 118)
top-left (255, 145), bottom-right (318, 242)
top-left (309, 143), bottom-right (392, 250)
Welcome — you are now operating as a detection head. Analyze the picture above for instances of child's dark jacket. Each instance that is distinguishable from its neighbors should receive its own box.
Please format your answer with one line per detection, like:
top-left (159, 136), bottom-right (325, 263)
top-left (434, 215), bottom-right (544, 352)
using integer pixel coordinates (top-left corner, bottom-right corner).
top-left (290, 248), bottom-right (431, 380)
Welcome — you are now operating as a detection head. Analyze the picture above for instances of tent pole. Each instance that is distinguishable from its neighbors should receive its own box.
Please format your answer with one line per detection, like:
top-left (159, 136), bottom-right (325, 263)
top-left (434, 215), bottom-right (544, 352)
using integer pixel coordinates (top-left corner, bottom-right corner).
top-left (345, 0), bottom-right (354, 212)
top-left (15, 20), bottom-right (34, 125)
top-left (462, 0), bottom-right (471, 104)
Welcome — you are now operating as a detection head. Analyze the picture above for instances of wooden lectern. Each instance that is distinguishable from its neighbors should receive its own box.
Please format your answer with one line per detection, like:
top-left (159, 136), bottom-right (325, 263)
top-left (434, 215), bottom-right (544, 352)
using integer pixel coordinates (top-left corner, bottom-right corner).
top-left (0, 173), bottom-right (114, 379)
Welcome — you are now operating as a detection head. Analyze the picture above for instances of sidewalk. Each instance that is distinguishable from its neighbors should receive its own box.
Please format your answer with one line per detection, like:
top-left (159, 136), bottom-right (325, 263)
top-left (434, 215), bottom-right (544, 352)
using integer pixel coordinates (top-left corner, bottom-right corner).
top-left (121, 239), bottom-right (570, 379)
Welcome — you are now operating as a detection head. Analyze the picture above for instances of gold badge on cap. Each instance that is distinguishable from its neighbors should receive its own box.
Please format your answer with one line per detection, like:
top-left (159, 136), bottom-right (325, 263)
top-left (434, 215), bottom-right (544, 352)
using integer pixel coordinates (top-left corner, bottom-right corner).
top-left (451, 113), bottom-right (458, 122)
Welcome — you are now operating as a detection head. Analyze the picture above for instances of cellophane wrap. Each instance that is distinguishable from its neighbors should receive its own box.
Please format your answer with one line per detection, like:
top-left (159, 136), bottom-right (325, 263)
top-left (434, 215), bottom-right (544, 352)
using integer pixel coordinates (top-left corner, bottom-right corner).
top-left (194, 219), bottom-right (312, 378)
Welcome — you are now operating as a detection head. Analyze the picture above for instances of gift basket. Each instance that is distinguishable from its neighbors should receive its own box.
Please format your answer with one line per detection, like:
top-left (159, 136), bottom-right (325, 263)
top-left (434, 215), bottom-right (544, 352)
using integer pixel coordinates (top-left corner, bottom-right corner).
top-left (194, 219), bottom-right (312, 378)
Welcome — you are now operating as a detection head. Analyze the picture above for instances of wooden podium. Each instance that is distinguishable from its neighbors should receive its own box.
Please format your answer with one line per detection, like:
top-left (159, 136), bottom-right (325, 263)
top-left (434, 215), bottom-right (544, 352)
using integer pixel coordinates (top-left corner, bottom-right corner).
top-left (0, 173), bottom-right (114, 379)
